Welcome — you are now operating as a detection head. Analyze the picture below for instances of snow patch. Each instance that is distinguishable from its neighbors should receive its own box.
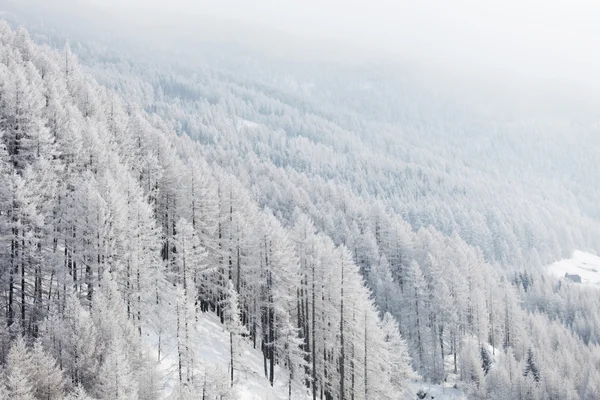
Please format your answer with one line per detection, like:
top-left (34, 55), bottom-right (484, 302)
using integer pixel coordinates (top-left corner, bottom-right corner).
top-left (546, 250), bottom-right (600, 288)
top-left (144, 312), bottom-right (311, 399)
top-left (236, 118), bottom-right (260, 131)
top-left (407, 381), bottom-right (465, 400)
top-left (404, 351), bottom-right (466, 400)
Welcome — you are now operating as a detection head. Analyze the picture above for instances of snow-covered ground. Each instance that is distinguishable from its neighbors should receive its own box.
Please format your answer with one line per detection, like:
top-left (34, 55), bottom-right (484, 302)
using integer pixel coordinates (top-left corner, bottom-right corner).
top-left (144, 312), bottom-right (311, 399)
top-left (236, 118), bottom-right (260, 131)
top-left (144, 310), bottom-right (467, 399)
top-left (407, 382), bottom-right (465, 400)
top-left (546, 250), bottom-right (600, 288)
top-left (405, 345), bottom-right (467, 400)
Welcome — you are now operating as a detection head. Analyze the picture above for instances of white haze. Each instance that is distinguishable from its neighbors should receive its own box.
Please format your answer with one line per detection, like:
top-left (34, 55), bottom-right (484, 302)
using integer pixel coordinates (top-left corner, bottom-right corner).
top-left (77, 0), bottom-right (600, 88)
top-left (5, 0), bottom-right (600, 110)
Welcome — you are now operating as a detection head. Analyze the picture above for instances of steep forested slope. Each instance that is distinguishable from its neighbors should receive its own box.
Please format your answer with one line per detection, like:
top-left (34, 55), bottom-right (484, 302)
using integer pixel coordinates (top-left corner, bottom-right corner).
top-left (58, 28), bottom-right (600, 399)
top-left (0, 23), bottom-right (415, 399)
top-left (2, 5), bottom-right (600, 399)
top-left (75, 43), bottom-right (600, 270)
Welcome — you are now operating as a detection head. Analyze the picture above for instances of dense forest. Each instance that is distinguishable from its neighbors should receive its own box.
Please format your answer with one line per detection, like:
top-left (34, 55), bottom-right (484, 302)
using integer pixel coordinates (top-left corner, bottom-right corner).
top-left (0, 6), bottom-right (600, 399)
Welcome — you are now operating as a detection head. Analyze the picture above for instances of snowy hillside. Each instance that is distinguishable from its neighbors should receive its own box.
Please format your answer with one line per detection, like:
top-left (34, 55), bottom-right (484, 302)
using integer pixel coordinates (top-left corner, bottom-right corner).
top-left (0, 22), bottom-right (415, 399)
top-left (147, 311), bottom-right (460, 400)
top-left (146, 312), bottom-right (311, 400)
top-left (546, 250), bottom-right (600, 288)
top-left (1, 5), bottom-right (600, 399)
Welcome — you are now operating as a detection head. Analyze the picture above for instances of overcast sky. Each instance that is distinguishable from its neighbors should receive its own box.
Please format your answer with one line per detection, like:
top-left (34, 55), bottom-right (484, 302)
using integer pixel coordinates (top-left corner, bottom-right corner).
top-left (19, 0), bottom-right (600, 89)
top-left (83, 0), bottom-right (600, 86)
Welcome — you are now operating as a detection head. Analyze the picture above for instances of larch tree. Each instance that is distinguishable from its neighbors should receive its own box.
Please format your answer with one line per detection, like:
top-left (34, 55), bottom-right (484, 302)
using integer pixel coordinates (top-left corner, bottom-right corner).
top-left (5, 336), bottom-right (34, 400)
top-left (172, 217), bottom-right (205, 385)
top-left (223, 280), bottom-right (247, 386)
top-left (380, 312), bottom-right (415, 392)
top-left (41, 289), bottom-right (99, 391)
top-left (28, 340), bottom-right (64, 400)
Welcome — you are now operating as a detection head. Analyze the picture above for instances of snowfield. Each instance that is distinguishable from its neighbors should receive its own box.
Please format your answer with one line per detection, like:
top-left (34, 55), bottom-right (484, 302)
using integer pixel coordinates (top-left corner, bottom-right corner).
top-left (145, 311), bottom-right (443, 400)
top-left (546, 250), bottom-right (600, 288)
top-left (407, 382), bottom-right (464, 400)
top-left (145, 312), bottom-right (311, 400)
top-left (404, 344), bottom-right (468, 400)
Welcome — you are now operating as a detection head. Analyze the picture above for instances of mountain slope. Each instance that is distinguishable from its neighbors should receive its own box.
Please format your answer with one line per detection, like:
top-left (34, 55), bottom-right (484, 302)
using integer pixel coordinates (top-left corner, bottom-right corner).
top-left (1, 3), bottom-right (600, 398)
top-left (0, 20), bottom-right (415, 400)
top-left (146, 312), bottom-right (311, 400)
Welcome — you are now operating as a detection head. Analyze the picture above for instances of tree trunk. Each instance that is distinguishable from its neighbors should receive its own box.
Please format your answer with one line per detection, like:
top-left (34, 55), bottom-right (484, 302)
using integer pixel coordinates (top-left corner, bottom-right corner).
top-left (8, 228), bottom-right (17, 328)
top-left (176, 300), bottom-right (182, 383)
top-left (312, 263), bottom-right (317, 400)
top-left (21, 235), bottom-right (26, 331)
top-left (339, 257), bottom-right (345, 400)
top-left (230, 332), bottom-right (234, 386)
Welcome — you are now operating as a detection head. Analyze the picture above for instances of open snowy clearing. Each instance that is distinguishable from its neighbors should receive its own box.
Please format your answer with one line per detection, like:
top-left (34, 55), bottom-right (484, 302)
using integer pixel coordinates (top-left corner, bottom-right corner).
top-left (404, 344), bottom-right (468, 400)
top-left (407, 382), bottom-right (465, 400)
top-left (546, 250), bottom-right (600, 288)
top-left (145, 312), bottom-right (311, 400)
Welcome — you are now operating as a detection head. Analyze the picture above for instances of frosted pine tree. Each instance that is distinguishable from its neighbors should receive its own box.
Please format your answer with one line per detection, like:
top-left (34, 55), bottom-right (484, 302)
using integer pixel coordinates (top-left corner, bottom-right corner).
top-left (523, 348), bottom-right (540, 383)
top-left (64, 385), bottom-right (96, 400)
top-left (223, 280), bottom-right (248, 386)
top-left (380, 312), bottom-right (416, 389)
top-left (172, 217), bottom-right (205, 385)
top-left (28, 341), bottom-right (64, 400)
top-left (95, 336), bottom-right (138, 400)
top-left (5, 337), bottom-right (34, 400)
top-left (48, 290), bottom-right (99, 390)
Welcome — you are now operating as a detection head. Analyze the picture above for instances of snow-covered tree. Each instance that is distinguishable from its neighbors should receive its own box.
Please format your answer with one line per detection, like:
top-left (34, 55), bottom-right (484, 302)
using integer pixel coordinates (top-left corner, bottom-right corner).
top-left (5, 337), bottom-right (34, 400)
top-left (94, 336), bottom-right (137, 400)
top-left (28, 341), bottom-right (64, 400)
top-left (222, 280), bottom-right (247, 385)
top-left (380, 312), bottom-right (416, 390)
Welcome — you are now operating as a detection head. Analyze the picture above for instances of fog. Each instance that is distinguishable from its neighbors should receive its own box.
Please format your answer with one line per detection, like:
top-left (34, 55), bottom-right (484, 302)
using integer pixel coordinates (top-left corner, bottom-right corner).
top-left (6, 0), bottom-right (600, 93)
top-left (77, 0), bottom-right (600, 86)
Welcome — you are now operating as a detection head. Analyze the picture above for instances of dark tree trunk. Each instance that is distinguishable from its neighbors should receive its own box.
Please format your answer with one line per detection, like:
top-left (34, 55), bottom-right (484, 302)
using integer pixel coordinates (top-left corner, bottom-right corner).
top-left (339, 257), bottom-right (345, 400)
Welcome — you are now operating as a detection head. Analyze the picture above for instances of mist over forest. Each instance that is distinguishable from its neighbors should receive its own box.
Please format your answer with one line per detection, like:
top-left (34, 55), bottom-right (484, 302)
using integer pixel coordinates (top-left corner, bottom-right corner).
top-left (0, 1), bottom-right (598, 399)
